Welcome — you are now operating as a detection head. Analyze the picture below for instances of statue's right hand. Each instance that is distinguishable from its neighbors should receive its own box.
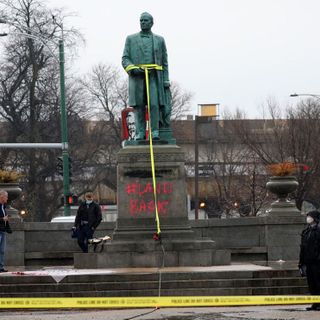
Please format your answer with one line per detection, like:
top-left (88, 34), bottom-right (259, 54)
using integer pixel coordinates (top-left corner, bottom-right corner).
top-left (130, 68), bottom-right (144, 76)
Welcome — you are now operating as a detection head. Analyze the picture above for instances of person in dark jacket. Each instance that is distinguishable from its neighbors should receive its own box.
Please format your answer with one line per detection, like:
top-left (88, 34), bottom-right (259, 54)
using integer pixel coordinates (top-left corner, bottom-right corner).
top-left (299, 210), bottom-right (320, 311)
top-left (74, 192), bottom-right (102, 253)
top-left (0, 189), bottom-right (10, 272)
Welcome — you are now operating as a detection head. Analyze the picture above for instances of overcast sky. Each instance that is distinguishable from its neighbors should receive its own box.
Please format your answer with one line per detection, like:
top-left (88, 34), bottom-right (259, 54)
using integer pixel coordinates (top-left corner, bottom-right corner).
top-left (47, 0), bottom-right (320, 118)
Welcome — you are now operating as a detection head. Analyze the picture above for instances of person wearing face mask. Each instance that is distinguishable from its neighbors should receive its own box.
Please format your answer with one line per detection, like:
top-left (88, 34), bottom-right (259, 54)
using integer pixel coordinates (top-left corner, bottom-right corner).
top-left (74, 192), bottom-right (102, 253)
top-left (299, 210), bottom-right (320, 311)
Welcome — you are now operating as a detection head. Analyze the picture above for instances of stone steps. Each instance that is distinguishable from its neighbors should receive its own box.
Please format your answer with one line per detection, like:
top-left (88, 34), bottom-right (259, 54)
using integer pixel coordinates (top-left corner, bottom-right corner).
top-left (22, 246), bottom-right (270, 267)
top-left (0, 286), bottom-right (309, 298)
top-left (229, 246), bottom-right (268, 262)
top-left (0, 269), bottom-right (302, 283)
top-left (0, 277), bottom-right (307, 292)
top-left (0, 268), bottom-right (308, 297)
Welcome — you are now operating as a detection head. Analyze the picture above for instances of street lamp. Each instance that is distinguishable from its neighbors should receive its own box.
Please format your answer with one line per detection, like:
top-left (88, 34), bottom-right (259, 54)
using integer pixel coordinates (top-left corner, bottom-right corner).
top-left (58, 38), bottom-right (71, 216)
top-left (290, 93), bottom-right (320, 99)
top-left (0, 19), bottom-right (71, 216)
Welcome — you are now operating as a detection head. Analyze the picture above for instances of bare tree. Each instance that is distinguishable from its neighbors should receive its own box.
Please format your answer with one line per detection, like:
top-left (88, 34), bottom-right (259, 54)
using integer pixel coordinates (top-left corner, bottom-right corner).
top-left (232, 98), bottom-right (320, 211)
top-left (0, 0), bottom-right (84, 221)
top-left (80, 63), bottom-right (127, 143)
top-left (285, 99), bottom-right (320, 209)
top-left (170, 81), bottom-right (193, 120)
top-left (198, 119), bottom-right (269, 217)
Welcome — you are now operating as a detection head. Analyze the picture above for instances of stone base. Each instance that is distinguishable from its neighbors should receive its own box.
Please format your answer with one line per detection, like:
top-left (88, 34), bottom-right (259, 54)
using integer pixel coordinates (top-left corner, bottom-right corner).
top-left (268, 200), bottom-right (300, 216)
top-left (74, 239), bottom-right (230, 268)
top-left (123, 128), bottom-right (176, 146)
top-left (123, 139), bottom-right (170, 146)
top-left (265, 215), bottom-right (303, 261)
top-left (113, 217), bottom-right (195, 241)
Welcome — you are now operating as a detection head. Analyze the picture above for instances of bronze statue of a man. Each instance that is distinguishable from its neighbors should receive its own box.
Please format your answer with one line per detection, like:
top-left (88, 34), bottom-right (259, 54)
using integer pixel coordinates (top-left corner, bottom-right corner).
top-left (122, 12), bottom-right (171, 140)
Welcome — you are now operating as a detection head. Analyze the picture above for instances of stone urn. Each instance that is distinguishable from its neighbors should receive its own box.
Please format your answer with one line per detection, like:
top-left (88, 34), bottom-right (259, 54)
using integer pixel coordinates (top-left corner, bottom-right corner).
top-left (266, 176), bottom-right (299, 201)
top-left (266, 176), bottom-right (300, 216)
top-left (0, 183), bottom-right (23, 221)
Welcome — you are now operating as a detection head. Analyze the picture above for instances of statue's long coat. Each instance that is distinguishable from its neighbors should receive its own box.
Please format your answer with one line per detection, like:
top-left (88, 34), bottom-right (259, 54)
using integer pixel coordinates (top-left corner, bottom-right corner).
top-left (122, 32), bottom-right (169, 107)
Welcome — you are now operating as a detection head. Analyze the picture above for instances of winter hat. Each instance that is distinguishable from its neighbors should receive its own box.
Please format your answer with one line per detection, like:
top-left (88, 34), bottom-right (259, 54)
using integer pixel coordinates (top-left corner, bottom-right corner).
top-left (307, 210), bottom-right (320, 223)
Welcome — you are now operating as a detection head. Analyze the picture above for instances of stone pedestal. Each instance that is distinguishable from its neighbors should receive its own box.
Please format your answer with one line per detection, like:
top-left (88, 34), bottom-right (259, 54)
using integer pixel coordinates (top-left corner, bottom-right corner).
top-left (74, 145), bottom-right (230, 268)
top-left (265, 215), bottom-right (304, 261)
top-left (115, 145), bottom-right (192, 239)
top-left (267, 201), bottom-right (301, 216)
top-left (6, 221), bottom-right (25, 266)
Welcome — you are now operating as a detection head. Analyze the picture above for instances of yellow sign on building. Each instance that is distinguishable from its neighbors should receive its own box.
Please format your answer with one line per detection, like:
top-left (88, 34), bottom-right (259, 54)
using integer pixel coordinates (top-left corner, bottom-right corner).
top-left (199, 104), bottom-right (219, 117)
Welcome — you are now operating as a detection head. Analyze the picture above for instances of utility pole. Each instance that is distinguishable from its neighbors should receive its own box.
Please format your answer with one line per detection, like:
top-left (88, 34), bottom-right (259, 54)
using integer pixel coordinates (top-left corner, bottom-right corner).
top-left (59, 39), bottom-right (71, 216)
top-left (194, 116), bottom-right (199, 220)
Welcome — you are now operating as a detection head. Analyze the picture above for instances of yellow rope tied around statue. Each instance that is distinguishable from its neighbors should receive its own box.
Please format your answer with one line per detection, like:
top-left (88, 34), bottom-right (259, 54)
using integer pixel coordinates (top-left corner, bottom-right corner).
top-left (125, 64), bottom-right (163, 236)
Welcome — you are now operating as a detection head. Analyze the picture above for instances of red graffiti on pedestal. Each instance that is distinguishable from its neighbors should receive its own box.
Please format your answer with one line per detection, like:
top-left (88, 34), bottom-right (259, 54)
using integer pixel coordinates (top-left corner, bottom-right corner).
top-left (126, 182), bottom-right (173, 216)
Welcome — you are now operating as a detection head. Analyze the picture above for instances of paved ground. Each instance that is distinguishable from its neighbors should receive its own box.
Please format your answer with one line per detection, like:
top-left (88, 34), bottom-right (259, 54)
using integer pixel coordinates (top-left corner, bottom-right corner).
top-left (0, 305), bottom-right (320, 320)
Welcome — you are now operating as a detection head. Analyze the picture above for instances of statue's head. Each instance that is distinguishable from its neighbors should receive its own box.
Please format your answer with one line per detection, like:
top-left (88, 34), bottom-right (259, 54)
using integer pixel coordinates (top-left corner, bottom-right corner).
top-left (140, 12), bottom-right (153, 32)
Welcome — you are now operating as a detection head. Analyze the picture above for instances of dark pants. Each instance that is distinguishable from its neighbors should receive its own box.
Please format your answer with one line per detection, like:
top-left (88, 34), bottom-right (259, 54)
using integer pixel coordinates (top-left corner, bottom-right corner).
top-left (134, 73), bottom-right (159, 139)
top-left (77, 225), bottom-right (94, 253)
top-left (306, 263), bottom-right (320, 308)
top-left (0, 231), bottom-right (6, 269)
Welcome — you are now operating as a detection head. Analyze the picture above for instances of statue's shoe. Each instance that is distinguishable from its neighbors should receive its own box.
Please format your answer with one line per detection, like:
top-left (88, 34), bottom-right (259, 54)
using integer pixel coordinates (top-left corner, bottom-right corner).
top-left (151, 131), bottom-right (160, 140)
top-left (135, 135), bottom-right (146, 140)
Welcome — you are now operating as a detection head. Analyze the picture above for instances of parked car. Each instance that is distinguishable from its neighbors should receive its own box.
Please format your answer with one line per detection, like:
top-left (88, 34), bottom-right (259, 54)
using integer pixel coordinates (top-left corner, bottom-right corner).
top-left (50, 215), bottom-right (75, 223)
top-left (50, 205), bottom-right (118, 222)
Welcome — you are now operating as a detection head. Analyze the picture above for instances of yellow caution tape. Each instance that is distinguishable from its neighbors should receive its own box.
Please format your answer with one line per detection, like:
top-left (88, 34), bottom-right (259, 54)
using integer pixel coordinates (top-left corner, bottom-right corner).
top-left (137, 64), bottom-right (163, 71)
top-left (142, 64), bottom-right (162, 236)
top-left (0, 296), bottom-right (320, 309)
top-left (125, 64), bottom-right (163, 73)
top-left (124, 63), bottom-right (163, 235)
top-left (125, 63), bottom-right (163, 236)
top-left (125, 64), bottom-right (139, 72)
